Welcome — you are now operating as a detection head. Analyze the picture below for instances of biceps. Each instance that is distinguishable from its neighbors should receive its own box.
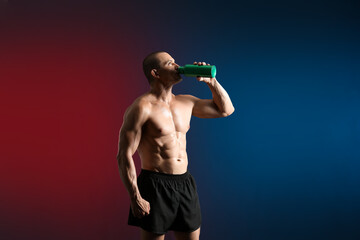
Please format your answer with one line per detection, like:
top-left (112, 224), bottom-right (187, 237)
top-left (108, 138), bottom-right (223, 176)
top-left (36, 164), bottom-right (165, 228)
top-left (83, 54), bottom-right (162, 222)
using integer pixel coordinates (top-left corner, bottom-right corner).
top-left (192, 99), bottom-right (223, 118)
top-left (118, 128), bottom-right (142, 157)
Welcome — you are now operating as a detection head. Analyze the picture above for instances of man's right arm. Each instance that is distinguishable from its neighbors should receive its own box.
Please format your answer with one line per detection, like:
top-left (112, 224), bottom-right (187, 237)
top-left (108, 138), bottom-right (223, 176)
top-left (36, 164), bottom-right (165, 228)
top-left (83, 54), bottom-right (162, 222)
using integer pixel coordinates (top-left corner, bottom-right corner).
top-left (116, 100), bottom-right (150, 218)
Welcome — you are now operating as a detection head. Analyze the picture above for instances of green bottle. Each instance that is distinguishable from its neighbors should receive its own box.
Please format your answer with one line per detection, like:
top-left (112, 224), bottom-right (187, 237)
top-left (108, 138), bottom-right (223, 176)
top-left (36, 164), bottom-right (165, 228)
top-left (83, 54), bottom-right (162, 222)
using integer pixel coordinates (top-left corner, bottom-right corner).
top-left (177, 64), bottom-right (217, 78)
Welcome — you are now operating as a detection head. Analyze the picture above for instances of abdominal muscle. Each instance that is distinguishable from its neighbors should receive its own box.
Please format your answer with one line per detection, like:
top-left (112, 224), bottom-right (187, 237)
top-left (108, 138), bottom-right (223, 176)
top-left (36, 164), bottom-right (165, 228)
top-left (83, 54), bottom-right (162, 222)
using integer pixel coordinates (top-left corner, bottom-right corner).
top-left (138, 131), bottom-right (188, 174)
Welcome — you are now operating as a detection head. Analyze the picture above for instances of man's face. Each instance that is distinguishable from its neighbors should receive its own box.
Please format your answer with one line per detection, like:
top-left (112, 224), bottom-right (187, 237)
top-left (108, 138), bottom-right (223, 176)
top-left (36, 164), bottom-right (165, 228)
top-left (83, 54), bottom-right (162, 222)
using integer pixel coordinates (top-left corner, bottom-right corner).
top-left (154, 52), bottom-right (182, 84)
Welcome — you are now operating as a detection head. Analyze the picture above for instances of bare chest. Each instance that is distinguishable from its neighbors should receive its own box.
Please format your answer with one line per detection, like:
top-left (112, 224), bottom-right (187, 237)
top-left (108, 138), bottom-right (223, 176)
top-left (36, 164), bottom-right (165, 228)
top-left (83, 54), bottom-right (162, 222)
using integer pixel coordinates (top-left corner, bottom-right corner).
top-left (145, 101), bottom-right (192, 136)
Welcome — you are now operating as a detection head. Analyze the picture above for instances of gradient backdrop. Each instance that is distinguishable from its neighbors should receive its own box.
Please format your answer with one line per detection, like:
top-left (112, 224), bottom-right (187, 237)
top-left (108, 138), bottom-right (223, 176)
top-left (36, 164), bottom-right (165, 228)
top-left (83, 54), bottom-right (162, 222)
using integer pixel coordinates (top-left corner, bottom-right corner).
top-left (1, 0), bottom-right (359, 239)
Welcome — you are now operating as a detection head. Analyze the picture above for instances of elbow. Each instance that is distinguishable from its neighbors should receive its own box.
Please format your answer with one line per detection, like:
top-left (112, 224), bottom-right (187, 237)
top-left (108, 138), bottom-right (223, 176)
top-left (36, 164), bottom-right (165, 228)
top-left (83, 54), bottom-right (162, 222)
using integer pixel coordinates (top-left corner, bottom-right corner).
top-left (116, 155), bottom-right (122, 168)
top-left (116, 154), bottom-right (127, 171)
top-left (116, 151), bottom-right (122, 162)
top-left (221, 106), bottom-right (235, 117)
top-left (116, 154), bottom-right (121, 163)
top-left (117, 150), bottom-right (132, 165)
top-left (116, 150), bottom-right (127, 163)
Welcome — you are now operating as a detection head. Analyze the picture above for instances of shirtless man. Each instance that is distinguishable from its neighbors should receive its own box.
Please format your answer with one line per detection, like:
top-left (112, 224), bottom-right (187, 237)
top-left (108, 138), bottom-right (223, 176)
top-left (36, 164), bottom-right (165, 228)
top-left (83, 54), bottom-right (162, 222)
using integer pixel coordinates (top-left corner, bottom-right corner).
top-left (116, 51), bottom-right (235, 240)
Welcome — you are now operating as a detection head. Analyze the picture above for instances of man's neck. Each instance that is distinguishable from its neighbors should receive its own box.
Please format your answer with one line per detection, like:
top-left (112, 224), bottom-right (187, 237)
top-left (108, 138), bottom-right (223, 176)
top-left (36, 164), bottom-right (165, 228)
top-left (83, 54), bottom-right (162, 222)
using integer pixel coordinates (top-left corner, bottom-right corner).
top-left (149, 83), bottom-right (174, 104)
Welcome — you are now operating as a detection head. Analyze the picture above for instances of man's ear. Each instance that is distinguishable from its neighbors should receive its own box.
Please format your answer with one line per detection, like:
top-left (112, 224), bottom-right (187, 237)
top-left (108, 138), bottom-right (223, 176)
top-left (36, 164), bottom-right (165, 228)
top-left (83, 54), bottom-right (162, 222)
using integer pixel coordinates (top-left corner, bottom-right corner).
top-left (151, 69), bottom-right (159, 79)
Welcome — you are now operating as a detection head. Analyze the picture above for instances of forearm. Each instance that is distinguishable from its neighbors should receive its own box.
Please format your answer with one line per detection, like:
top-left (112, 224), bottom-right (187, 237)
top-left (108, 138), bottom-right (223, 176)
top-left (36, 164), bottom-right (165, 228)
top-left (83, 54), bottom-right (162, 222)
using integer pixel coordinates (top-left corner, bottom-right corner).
top-left (117, 154), bottom-right (140, 201)
top-left (206, 78), bottom-right (235, 115)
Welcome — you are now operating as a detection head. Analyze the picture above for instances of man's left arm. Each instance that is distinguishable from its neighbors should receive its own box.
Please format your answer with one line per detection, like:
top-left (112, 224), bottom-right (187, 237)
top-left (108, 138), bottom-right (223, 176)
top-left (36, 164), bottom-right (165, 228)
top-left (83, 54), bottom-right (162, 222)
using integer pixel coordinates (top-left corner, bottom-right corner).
top-left (204, 76), bottom-right (235, 116)
top-left (186, 61), bottom-right (235, 118)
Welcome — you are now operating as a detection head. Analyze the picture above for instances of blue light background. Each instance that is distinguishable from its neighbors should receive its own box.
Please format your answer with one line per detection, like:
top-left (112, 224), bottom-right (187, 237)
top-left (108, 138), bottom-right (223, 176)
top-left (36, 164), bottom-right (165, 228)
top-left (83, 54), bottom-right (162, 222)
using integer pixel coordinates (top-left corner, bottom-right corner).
top-left (129, 1), bottom-right (360, 239)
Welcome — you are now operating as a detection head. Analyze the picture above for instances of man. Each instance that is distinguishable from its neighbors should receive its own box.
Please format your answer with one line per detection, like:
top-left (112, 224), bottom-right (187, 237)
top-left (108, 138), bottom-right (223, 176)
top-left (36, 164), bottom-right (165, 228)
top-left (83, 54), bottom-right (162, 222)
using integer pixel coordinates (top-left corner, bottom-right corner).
top-left (116, 51), bottom-right (235, 240)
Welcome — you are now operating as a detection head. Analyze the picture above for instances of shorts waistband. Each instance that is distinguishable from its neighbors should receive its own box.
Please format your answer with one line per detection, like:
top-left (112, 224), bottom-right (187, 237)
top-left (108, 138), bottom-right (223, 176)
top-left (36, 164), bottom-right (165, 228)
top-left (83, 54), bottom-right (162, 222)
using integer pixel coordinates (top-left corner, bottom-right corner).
top-left (140, 169), bottom-right (190, 181)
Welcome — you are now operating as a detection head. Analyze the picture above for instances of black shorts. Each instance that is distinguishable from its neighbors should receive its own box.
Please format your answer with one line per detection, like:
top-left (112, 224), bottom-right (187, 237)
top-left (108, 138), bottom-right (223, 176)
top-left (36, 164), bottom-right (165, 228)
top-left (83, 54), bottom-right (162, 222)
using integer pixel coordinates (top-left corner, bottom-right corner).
top-left (128, 169), bottom-right (201, 234)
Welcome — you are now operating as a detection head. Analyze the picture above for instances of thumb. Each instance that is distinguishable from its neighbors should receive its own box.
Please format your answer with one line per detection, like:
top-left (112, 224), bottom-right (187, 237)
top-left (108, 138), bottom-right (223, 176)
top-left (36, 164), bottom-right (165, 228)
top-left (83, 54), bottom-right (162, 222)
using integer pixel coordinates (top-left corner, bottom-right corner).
top-left (146, 202), bottom-right (151, 214)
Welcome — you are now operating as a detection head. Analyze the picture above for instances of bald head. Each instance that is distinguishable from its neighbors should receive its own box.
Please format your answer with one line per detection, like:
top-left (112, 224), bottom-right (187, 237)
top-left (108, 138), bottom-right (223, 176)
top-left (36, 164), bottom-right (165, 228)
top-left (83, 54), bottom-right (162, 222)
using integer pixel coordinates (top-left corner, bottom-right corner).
top-left (142, 51), bottom-right (166, 84)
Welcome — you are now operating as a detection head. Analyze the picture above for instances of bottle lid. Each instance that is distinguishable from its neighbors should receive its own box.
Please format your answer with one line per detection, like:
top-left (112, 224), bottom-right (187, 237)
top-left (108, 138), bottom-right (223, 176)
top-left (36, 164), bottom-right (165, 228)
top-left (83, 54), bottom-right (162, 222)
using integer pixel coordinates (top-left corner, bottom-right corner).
top-left (177, 66), bottom-right (185, 74)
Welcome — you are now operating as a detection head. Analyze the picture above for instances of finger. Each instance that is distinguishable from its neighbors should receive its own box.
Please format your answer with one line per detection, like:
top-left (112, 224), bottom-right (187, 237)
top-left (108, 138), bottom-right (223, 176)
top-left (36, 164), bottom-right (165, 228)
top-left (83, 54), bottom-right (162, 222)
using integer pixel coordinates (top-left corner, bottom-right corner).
top-left (145, 201), bottom-right (150, 209)
top-left (207, 63), bottom-right (210, 65)
top-left (202, 62), bottom-right (206, 65)
top-left (193, 61), bottom-right (197, 65)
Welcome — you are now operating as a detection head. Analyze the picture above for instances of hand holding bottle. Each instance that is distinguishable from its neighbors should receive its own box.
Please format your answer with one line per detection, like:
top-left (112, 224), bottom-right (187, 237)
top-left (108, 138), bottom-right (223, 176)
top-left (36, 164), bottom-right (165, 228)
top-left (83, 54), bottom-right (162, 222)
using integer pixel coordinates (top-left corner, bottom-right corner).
top-left (177, 62), bottom-right (217, 82)
top-left (193, 61), bottom-right (215, 83)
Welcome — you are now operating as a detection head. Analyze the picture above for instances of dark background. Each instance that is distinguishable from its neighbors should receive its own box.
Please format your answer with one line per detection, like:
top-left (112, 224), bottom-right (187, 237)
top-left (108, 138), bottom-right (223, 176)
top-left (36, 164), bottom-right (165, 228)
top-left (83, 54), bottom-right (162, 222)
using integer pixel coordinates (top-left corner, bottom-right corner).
top-left (1, 0), bottom-right (359, 239)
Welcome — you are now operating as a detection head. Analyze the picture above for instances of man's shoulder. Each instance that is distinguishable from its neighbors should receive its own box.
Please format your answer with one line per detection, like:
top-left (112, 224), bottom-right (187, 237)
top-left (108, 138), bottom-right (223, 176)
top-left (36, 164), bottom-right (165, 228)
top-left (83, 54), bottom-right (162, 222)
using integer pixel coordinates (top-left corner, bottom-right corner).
top-left (134, 94), bottom-right (151, 106)
top-left (125, 94), bottom-right (152, 116)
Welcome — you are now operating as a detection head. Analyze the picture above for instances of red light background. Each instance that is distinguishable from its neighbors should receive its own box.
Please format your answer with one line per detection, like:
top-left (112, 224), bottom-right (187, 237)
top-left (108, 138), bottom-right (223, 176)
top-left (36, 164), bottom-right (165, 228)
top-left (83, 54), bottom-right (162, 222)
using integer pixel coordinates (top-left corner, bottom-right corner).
top-left (1, 3), bottom-right (147, 239)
